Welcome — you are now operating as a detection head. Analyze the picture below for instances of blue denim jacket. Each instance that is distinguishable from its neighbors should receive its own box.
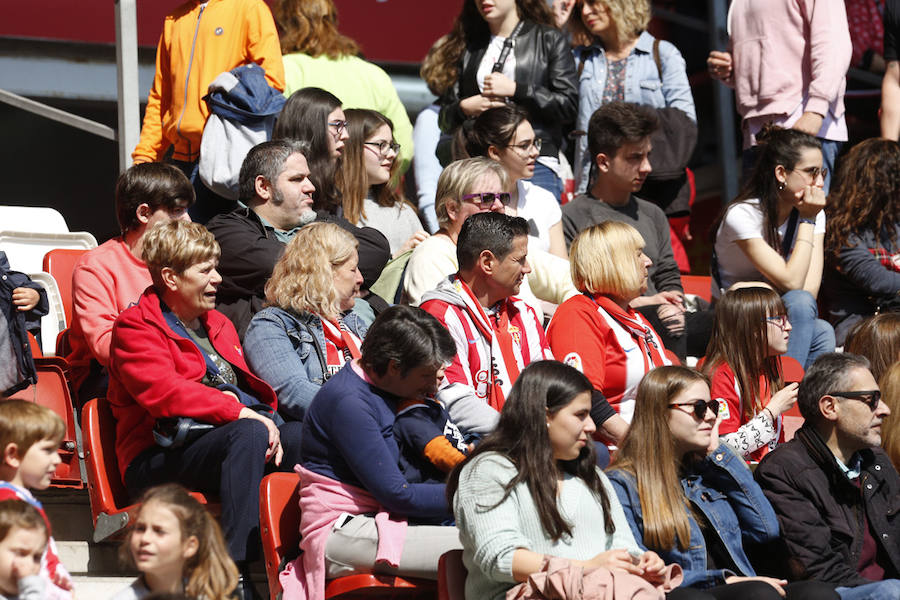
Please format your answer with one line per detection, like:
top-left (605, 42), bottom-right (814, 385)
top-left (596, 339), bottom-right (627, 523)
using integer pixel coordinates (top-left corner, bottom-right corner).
top-left (573, 31), bottom-right (696, 193)
top-left (243, 306), bottom-right (368, 422)
top-left (607, 444), bottom-right (780, 589)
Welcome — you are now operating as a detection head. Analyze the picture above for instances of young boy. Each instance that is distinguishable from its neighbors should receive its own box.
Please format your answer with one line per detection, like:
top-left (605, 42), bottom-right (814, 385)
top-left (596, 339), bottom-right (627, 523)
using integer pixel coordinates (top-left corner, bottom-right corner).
top-left (0, 401), bottom-right (71, 598)
top-left (0, 499), bottom-right (47, 600)
top-left (393, 397), bottom-right (471, 486)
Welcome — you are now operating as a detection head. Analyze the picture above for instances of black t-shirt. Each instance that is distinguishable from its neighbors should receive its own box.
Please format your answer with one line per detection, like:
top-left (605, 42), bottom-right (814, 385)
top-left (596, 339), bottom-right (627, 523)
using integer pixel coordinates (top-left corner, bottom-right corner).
top-left (885, 0), bottom-right (900, 61)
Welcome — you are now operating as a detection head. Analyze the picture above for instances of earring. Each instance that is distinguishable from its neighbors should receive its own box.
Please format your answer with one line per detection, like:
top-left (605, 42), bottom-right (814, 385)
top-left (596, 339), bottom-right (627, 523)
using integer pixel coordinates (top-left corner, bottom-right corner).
top-left (777, 181), bottom-right (785, 191)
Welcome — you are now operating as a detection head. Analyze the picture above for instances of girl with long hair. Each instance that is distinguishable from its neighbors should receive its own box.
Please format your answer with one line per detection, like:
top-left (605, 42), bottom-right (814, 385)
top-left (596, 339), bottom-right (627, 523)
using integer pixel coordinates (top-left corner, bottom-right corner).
top-left (273, 87), bottom-right (349, 212)
top-left (823, 138), bottom-right (900, 345)
top-left (449, 360), bottom-right (701, 600)
top-left (712, 125), bottom-right (834, 368)
top-left (463, 105), bottom-right (567, 257)
top-left (608, 366), bottom-right (839, 600)
top-left (112, 484), bottom-right (239, 600)
top-left (436, 0), bottom-right (578, 199)
top-left (335, 109), bottom-right (427, 256)
top-left (843, 312), bottom-right (900, 382)
top-left (880, 362), bottom-right (900, 472)
top-left (701, 286), bottom-right (799, 461)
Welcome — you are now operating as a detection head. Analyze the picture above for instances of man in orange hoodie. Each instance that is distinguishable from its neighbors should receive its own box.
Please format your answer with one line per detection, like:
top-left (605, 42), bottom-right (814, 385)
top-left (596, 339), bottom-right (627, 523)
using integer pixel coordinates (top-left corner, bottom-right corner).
top-left (133, 0), bottom-right (284, 222)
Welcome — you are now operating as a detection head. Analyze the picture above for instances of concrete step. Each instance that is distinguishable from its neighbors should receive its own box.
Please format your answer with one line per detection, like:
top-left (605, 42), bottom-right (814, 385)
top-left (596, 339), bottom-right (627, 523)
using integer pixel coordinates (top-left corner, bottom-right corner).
top-left (56, 540), bottom-right (122, 575)
top-left (71, 575), bottom-right (136, 598)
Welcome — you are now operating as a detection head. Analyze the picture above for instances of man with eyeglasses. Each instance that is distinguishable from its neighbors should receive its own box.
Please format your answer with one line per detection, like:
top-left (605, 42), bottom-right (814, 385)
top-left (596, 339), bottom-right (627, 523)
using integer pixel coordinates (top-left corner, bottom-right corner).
top-left (755, 353), bottom-right (900, 599)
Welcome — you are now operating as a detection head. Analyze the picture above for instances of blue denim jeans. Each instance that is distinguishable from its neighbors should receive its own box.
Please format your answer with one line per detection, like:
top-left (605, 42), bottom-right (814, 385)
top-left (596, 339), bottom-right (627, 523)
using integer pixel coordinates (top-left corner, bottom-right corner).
top-left (528, 162), bottom-right (562, 202)
top-left (836, 579), bottom-right (900, 600)
top-left (782, 289), bottom-right (836, 369)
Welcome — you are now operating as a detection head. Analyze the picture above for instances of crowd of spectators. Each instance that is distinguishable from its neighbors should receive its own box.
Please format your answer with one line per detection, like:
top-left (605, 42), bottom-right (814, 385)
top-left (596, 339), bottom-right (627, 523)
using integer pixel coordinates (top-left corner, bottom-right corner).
top-left (4, 0), bottom-right (899, 599)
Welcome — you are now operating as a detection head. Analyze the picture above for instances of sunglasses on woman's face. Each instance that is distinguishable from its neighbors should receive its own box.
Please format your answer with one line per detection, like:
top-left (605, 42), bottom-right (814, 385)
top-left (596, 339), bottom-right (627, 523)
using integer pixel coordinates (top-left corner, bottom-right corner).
top-left (668, 398), bottom-right (720, 420)
top-left (461, 192), bottom-right (512, 209)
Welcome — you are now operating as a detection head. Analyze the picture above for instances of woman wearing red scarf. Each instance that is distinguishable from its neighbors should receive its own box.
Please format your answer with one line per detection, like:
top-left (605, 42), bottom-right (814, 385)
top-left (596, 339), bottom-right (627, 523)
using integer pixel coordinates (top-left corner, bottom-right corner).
top-left (244, 222), bottom-right (367, 422)
top-left (547, 221), bottom-right (671, 423)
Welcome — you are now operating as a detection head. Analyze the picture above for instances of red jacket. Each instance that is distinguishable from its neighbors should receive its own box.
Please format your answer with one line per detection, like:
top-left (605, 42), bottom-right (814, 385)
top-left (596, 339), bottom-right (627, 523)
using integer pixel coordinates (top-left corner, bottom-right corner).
top-left (107, 287), bottom-right (277, 478)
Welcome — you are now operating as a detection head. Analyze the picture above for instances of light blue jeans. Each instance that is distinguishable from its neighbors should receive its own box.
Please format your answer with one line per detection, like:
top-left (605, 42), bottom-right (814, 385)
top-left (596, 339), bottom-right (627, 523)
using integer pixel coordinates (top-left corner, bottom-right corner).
top-left (836, 579), bottom-right (900, 600)
top-left (782, 289), bottom-right (836, 369)
top-left (529, 162), bottom-right (562, 202)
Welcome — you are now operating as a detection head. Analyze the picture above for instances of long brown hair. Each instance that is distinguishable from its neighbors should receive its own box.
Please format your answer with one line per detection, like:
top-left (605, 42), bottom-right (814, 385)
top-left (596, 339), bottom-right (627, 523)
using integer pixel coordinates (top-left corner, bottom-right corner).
top-left (275, 0), bottom-right (359, 58)
top-left (336, 109), bottom-right (410, 225)
top-left (844, 313), bottom-right (900, 381)
top-left (880, 362), bottom-right (900, 472)
top-left (436, 0), bottom-right (556, 92)
top-left (122, 484), bottom-right (238, 600)
top-left (702, 287), bottom-right (786, 422)
top-left (825, 138), bottom-right (900, 265)
top-left (613, 366), bottom-right (710, 551)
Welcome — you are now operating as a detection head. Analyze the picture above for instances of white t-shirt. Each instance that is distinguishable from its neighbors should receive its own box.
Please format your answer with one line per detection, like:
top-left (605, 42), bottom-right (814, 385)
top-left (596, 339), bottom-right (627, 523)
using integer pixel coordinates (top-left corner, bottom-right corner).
top-left (713, 198), bottom-right (825, 298)
top-left (476, 35), bottom-right (516, 93)
top-left (515, 179), bottom-right (562, 253)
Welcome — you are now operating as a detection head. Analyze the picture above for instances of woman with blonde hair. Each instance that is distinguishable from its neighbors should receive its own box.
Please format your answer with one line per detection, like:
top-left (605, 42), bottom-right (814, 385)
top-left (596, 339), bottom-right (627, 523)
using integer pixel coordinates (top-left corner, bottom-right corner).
top-left (113, 483), bottom-right (238, 599)
top-left (243, 222), bottom-right (366, 421)
top-left (607, 366), bottom-right (839, 600)
top-left (274, 0), bottom-right (413, 171)
top-left (702, 286), bottom-right (799, 461)
top-left (336, 109), bottom-right (427, 256)
top-left (880, 362), bottom-right (900, 472)
top-left (547, 221), bottom-right (671, 424)
top-left (565, 0), bottom-right (695, 196)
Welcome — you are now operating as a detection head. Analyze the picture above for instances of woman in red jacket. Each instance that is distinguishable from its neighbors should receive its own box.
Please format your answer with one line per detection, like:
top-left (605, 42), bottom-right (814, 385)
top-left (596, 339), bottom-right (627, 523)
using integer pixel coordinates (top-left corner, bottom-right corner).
top-left (107, 220), bottom-right (302, 598)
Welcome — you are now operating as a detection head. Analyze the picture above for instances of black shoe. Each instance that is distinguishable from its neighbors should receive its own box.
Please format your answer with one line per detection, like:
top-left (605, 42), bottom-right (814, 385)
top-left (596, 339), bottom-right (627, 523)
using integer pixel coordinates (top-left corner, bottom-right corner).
top-left (233, 574), bottom-right (262, 600)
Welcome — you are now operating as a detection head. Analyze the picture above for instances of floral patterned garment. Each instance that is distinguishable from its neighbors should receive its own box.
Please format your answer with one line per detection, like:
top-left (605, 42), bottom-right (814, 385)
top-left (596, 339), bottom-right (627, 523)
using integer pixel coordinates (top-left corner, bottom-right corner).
top-left (602, 57), bottom-right (627, 104)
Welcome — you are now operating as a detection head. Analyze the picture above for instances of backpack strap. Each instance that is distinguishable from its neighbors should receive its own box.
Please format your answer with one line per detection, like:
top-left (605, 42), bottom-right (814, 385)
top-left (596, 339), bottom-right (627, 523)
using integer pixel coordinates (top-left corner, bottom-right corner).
top-left (652, 38), bottom-right (662, 80)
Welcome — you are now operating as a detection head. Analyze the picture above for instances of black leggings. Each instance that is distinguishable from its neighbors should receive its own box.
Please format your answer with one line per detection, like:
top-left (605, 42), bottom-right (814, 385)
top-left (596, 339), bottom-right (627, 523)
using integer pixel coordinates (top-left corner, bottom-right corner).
top-left (666, 580), bottom-right (839, 600)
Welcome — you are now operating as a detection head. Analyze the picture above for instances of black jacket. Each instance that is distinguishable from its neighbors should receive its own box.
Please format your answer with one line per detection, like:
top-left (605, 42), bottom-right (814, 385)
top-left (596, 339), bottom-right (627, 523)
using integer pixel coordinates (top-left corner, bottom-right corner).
top-left (438, 20), bottom-right (578, 158)
top-left (754, 425), bottom-right (900, 586)
top-left (207, 207), bottom-right (390, 338)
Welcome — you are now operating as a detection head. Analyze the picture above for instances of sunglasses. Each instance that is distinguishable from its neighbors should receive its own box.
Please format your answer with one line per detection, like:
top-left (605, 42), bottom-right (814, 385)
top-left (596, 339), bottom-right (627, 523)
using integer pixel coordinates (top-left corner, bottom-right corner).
top-left (668, 398), bottom-right (720, 419)
top-left (829, 390), bottom-right (882, 411)
top-left (461, 192), bottom-right (512, 209)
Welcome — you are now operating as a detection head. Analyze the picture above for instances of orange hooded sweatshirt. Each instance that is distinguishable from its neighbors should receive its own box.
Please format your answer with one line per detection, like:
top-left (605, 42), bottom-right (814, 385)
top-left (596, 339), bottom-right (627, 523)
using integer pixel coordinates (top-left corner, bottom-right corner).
top-left (132, 0), bottom-right (284, 164)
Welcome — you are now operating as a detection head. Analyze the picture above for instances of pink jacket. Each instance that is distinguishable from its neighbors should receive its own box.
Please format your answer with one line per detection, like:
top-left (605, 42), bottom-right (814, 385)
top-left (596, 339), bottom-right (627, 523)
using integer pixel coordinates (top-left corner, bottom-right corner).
top-left (728, 0), bottom-right (851, 121)
top-left (279, 465), bottom-right (408, 600)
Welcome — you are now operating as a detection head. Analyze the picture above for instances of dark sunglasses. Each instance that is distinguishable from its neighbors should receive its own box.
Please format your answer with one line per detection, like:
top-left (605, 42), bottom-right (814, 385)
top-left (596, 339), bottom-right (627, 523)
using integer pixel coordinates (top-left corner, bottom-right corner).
top-left (461, 192), bottom-right (512, 208)
top-left (829, 390), bottom-right (882, 411)
top-left (668, 398), bottom-right (720, 419)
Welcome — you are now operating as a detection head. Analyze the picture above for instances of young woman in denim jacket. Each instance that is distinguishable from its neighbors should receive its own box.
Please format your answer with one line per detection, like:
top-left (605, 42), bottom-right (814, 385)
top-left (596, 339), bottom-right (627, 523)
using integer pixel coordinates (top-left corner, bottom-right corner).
top-left (607, 366), bottom-right (839, 600)
top-left (244, 223), bottom-right (367, 422)
top-left (566, 0), bottom-right (695, 194)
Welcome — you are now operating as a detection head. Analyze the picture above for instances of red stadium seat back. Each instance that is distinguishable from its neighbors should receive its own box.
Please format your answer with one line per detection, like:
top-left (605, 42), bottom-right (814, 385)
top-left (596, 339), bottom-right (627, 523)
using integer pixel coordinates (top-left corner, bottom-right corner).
top-left (258, 473), bottom-right (437, 600)
top-left (42, 248), bottom-right (87, 325)
top-left (779, 355), bottom-right (805, 386)
top-left (8, 359), bottom-right (81, 487)
top-left (438, 550), bottom-right (466, 600)
top-left (260, 472), bottom-right (301, 599)
top-left (681, 275), bottom-right (713, 303)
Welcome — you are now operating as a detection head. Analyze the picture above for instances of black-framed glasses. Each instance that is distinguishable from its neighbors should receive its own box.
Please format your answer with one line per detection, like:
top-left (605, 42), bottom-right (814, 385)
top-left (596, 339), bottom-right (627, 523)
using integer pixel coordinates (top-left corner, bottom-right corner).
top-left (764, 315), bottom-right (789, 329)
top-left (508, 138), bottom-right (542, 154)
top-left (461, 192), bottom-right (512, 208)
top-left (328, 120), bottom-right (348, 137)
top-left (829, 390), bottom-right (882, 411)
top-left (793, 166), bottom-right (828, 182)
top-left (364, 140), bottom-right (401, 155)
top-left (668, 399), bottom-right (720, 419)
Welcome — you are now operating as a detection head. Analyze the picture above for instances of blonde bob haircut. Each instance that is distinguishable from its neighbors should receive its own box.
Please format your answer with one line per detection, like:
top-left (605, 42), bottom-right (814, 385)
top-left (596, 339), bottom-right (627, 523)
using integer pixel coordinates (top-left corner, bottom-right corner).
top-left (142, 221), bottom-right (220, 290)
top-left (434, 157), bottom-right (508, 230)
top-left (569, 0), bottom-right (650, 46)
top-left (265, 222), bottom-right (358, 321)
top-left (569, 221), bottom-right (646, 298)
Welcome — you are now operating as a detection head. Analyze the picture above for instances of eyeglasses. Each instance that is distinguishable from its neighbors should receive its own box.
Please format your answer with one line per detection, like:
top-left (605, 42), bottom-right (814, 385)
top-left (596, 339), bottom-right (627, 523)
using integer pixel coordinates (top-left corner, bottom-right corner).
top-left (508, 138), bottom-right (542, 155)
top-left (364, 140), bottom-right (401, 156)
top-left (764, 315), bottom-right (789, 329)
top-left (793, 166), bottom-right (828, 182)
top-left (328, 120), bottom-right (348, 137)
top-left (829, 390), bottom-right (882, 411)
top-left (668, 399), bottom-right (720, 420)
top-left (461, 192), bottom-right (512, 208)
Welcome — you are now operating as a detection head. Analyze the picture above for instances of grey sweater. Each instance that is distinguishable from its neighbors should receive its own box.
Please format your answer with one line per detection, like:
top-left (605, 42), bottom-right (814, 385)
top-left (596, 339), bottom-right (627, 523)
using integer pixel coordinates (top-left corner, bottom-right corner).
top-left (453, 452), bottom-right (644, 600)
top-left (562, 194), bottom-right (683, 296)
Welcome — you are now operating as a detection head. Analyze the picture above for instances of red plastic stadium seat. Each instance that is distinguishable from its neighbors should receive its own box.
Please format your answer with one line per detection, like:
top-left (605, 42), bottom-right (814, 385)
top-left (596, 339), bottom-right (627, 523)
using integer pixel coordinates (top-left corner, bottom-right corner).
top-left (81, 398), bottom-right (214, 541)
top-left (8, 359), bottom-right (81, 487)
top-left (42, 248), bottom-right (87, 325)
top-left (438, 550), bottom-right (466, 600)
top-left (259, 472), bottom-right (436, 600)
top-left (681, 275), bottom-right (713, 303)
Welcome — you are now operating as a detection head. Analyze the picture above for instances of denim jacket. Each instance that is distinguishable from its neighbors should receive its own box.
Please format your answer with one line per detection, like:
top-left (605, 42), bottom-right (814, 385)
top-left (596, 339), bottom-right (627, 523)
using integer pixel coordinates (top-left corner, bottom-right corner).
top-left (243, 306), bottom-right (368, 422)
top-left (607, 443), bottom-right (780, 589)
top-left (573, 31), bottom-right (696, 193)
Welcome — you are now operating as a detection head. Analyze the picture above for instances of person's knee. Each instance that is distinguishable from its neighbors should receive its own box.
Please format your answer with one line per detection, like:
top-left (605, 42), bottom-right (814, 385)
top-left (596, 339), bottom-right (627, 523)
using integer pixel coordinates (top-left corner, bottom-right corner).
top-left (782, 290), bottom-right (817, 319)
top-left (811, 320), bottom-right (836, 348)
top-left (726, 580), bottom-right (783, 600)
top-left (785, 580), bottom-right (840, 600)
top-left (226, 418), bottom-right (270, 454)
